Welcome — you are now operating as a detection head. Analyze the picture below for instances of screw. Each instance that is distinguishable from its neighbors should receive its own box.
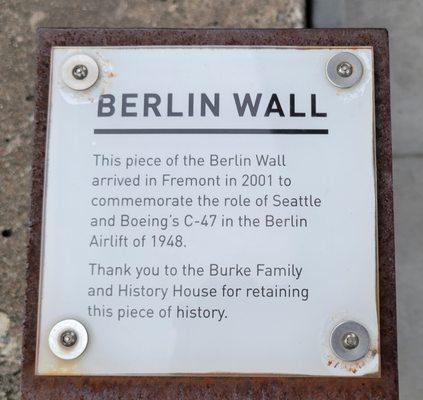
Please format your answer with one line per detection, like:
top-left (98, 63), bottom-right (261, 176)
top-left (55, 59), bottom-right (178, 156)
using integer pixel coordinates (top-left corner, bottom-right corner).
top-left (327, 53), bottom-right (363, 88)
top-left (337, 61), bottom-right (353, 78)
top-left (72, 64), bottom-right (88, 80)
top-left (342, 332), bottom-right (360, 350)
top-left (331, 321), bottom-right (370, 361)
top-left (60, 330), bottom-right (78, 347)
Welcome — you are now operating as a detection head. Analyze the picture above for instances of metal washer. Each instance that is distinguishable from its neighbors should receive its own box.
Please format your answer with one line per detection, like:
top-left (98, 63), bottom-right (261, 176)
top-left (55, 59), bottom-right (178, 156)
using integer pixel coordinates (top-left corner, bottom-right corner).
top-left (62, 54), bottom-right (99, 91)
top-left (48, 319), bottom-right (88, 360)
top-left (326, 52), bottom-right (363, 88)
top-left (330, 321), bottom-right (370, 362)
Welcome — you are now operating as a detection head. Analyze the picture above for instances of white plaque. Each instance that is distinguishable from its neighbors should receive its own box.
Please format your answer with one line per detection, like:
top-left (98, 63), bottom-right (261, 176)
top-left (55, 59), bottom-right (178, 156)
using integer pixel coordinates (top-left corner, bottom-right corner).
top-left (37, 47), bottom-right (378, 376)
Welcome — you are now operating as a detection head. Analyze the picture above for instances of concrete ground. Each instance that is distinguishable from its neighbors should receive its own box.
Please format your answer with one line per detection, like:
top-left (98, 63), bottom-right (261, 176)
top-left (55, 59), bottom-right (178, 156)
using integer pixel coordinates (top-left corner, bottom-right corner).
top-left (313, 1), bottom-right (423, 399)
top-left (0, 1), bottom-right (304, 399)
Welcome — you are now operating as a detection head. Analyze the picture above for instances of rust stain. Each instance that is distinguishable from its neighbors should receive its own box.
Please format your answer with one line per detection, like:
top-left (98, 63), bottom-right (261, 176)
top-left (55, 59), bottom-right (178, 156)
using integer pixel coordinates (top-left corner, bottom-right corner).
top-left (326, 347), bottom-right (379, 376)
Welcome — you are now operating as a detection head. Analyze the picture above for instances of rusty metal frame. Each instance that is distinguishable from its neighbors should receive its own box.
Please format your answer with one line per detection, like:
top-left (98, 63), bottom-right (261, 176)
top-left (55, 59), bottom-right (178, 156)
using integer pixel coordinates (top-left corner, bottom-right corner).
top-left (22, 28), bottom-right (398, 399)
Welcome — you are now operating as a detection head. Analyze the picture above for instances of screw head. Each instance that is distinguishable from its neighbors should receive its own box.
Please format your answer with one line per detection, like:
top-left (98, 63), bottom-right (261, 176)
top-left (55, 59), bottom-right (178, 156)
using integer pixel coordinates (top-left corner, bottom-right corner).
top-left (49, 319), bottom-right (88, 360)
top-left (72, 64), bottom-right (88, 80)
top-left (330, 321), bottom-right (370, 362)
top-left (62, 54), bottom-right (99, 91)
top-left (326, 52), bottom-right (363, 88)
top-left (60, 330), bottom-right (78, 347)
top-left (342, 332), bottom-right (359, 350)
top-left (336, 61), bottom-right (353, 78)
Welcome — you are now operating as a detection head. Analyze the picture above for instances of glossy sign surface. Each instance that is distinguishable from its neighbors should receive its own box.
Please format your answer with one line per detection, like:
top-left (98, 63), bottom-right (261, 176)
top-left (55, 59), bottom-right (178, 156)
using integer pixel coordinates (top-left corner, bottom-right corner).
top-left (37, 47), bottom-right (378, 376)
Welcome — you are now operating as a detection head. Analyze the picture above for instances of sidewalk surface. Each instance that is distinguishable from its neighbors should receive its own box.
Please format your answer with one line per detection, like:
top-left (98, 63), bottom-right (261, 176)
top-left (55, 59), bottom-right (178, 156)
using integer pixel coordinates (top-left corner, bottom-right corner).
top-left (313, 1), bottom-right (423, 399)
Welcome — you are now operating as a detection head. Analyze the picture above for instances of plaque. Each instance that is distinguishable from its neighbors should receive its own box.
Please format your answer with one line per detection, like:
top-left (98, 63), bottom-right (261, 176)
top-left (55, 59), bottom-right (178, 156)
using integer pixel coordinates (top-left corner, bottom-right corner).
top-left (23, 29), bottom-right (398, 399)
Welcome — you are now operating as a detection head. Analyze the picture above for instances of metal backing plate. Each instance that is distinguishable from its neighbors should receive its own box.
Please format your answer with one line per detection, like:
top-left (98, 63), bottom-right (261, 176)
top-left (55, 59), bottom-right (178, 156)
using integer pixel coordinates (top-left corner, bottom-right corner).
top-left (22, 28), bottom-right (398, 400)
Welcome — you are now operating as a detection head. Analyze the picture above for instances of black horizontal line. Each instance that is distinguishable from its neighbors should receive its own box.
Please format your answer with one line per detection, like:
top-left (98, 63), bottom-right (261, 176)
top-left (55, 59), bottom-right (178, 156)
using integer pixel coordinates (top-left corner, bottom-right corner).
top-left (94, 129), bottom-right (328, 135)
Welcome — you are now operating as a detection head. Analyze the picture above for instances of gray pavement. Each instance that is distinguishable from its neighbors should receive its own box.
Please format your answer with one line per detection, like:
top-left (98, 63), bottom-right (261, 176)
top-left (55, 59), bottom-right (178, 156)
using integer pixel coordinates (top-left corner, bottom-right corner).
top-left (313, 1), bottom-right (423, 399)
top-left (0, 1), bottom-right (304, 399)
